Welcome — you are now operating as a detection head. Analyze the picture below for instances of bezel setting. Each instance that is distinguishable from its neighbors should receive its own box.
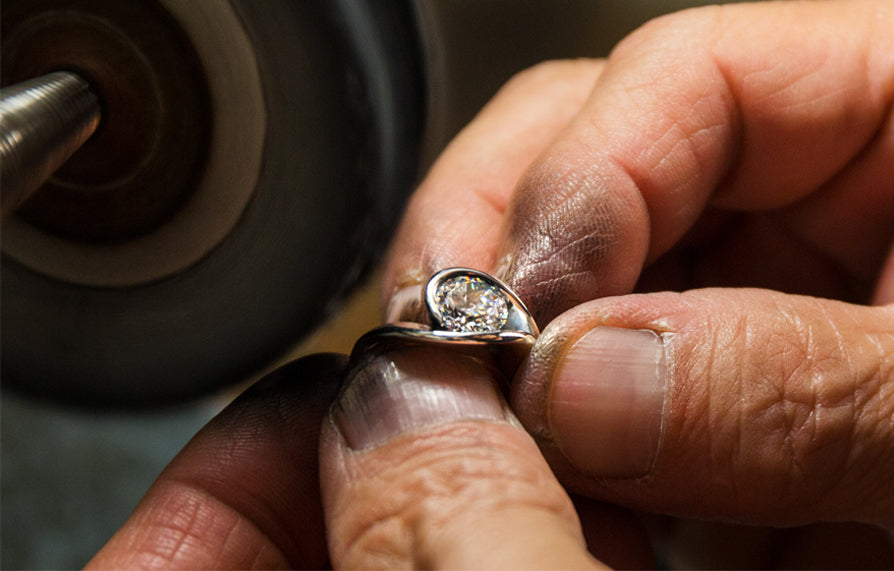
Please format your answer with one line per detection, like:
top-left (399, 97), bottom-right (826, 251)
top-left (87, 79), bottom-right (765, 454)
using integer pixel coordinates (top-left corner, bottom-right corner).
top-left (350, 268), bottom-right (539, 375)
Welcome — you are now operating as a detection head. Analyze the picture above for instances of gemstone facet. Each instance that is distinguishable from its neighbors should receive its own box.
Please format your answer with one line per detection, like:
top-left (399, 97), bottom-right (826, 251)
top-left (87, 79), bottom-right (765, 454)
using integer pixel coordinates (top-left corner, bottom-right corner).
top-left (434, 275), bottom-right (509, 332)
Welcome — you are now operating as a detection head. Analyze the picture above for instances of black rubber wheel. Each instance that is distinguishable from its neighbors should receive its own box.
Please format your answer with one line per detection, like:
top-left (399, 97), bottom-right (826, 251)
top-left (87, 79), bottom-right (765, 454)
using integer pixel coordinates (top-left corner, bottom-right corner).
top-left (1, 0), bottom-right (422, 406)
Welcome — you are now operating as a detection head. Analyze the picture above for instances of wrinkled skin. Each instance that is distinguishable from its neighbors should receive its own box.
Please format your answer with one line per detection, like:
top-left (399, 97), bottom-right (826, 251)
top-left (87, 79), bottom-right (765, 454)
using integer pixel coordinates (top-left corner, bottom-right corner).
top-left (89, 1), bottom-right (893, 569)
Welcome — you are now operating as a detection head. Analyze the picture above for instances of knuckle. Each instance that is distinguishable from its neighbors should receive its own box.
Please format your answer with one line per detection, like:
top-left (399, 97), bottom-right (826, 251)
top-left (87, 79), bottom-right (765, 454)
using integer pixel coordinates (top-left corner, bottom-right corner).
top-left (337, 426), bottom-right (576, 567)
top-left (610, 5), bottom-right (723, 61)
top-left (690, 293), bottom-right (894, 521)
top-left (124, 482), bottom-right (274, 570)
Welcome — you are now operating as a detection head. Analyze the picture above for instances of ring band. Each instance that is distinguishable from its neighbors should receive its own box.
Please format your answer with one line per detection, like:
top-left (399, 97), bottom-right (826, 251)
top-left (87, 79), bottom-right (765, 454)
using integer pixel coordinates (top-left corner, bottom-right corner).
top-left (350, 268), bottom-right (539, 374)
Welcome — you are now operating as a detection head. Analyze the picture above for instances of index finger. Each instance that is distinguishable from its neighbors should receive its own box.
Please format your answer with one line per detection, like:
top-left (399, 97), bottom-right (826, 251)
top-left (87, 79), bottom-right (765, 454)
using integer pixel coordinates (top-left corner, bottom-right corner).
top-left (500, 0), bottom-right (893, 321)
top-left (386, 0), bottom-right (894, 325)
top-left (382, 60), bottom-right (604, 321)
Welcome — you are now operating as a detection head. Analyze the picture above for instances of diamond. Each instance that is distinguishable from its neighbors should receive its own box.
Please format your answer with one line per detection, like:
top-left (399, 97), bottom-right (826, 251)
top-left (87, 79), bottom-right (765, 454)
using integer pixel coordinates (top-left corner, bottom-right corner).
top-left (434, 275), bottom-right (509, 332)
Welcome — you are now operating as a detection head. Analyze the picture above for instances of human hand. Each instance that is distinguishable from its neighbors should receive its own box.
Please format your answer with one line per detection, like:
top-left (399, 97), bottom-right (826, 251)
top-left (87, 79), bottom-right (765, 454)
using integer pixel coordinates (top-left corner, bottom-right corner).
top-left (87, 0), bottom-right (894, 568)
top-left (86, 351), bottom-right (656, 569)
top-left (383, 0), bottom-right (894, 563)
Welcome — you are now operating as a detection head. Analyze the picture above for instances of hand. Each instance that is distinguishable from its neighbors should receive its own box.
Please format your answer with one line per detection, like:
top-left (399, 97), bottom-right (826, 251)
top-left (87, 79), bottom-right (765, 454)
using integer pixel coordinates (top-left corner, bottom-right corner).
top-left (87, 1), bottom-right (894, 568)
top-left (86, 352), bottom-right (653, 569)
top-left (383, 0), bottom-right (894, 564)
top-left (85, 356), bottom-right (343, 570)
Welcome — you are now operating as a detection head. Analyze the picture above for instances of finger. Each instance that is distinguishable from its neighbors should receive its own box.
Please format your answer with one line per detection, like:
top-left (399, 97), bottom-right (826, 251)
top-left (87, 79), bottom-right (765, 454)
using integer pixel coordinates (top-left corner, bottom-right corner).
top-left (86, 354), bottom-right (346, 570)
top-left (511, 288), bottom-right (894, 529)
top-left (319, 346), bottom-right (653, 569)
top-left (499, 0), bottom-right (894, 322)
top-left (382, 59), bottom-right (605, 321)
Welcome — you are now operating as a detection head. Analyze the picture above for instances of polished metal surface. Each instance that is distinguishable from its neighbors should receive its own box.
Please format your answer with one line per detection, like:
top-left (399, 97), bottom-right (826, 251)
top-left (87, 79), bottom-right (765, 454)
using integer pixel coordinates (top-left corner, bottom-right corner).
top-left (0, 72), bottom-right (100, 216)
top-left (426, 268), bottom-right (539, 336)
top-left (352, 268), bottom-right (539, 377)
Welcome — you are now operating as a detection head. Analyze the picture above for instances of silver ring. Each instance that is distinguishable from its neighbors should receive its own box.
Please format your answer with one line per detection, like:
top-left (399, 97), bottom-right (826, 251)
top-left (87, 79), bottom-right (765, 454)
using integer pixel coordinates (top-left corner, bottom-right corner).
top-left (350, 268), bottom-right (539, 374)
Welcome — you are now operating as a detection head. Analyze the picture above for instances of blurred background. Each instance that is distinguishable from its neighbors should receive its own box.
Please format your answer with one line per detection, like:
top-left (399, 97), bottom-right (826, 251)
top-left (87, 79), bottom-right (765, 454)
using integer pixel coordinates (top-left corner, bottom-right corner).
top-left (2, 1), bottom-right (736, 567)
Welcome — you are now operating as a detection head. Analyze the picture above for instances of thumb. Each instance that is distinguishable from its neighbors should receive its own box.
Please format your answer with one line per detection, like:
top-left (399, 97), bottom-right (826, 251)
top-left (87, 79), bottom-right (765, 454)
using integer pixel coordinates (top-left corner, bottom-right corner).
top-left (319, 347), bottom-right (650, 570)
top-left (512, 289), bottom-right (894, 529)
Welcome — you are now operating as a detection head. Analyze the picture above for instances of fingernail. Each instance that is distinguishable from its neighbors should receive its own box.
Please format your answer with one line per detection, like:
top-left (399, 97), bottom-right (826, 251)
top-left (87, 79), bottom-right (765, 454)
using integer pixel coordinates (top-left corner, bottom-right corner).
top-left (549, 327), bottom-right (666, 478)
top-left (334, 347), bottom-right (509, 450)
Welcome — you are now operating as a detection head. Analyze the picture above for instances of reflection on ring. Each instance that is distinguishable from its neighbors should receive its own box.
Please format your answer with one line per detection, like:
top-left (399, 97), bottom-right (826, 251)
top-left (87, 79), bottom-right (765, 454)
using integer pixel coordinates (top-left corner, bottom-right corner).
top-left (350, 268), bottom-right (539, 375)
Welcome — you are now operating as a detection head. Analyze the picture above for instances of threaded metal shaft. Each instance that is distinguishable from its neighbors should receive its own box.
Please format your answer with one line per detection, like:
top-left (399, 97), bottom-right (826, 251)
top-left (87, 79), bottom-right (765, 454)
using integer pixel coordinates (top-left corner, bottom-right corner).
top-left (1, 72), bottom-right (101, 216)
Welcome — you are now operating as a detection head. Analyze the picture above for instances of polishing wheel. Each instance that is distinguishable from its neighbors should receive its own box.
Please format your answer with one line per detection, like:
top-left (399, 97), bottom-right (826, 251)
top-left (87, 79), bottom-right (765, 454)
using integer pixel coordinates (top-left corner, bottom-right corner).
top-left (2, 0), bottom-right (631, 407)
top-left (1, 0), bottom-right (422, 405)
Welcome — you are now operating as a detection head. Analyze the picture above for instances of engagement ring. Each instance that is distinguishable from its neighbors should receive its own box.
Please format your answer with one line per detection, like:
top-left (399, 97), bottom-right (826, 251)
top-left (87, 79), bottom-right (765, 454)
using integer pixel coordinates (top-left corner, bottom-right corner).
top-left (350, 268), bottom-right (539, 375)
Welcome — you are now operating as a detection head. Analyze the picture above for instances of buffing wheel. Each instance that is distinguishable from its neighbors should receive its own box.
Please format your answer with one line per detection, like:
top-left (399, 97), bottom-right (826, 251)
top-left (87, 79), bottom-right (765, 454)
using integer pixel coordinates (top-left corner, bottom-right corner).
top-left (1, 0), bottom-right (422, 405)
